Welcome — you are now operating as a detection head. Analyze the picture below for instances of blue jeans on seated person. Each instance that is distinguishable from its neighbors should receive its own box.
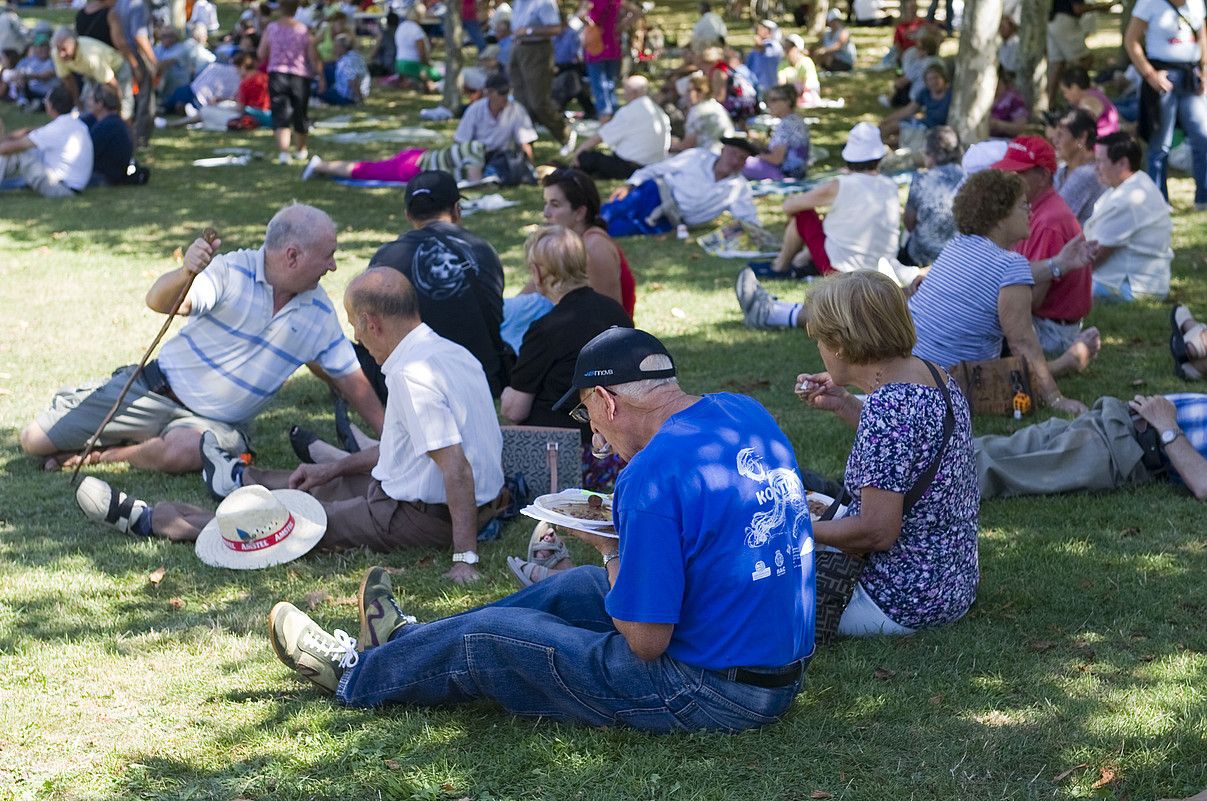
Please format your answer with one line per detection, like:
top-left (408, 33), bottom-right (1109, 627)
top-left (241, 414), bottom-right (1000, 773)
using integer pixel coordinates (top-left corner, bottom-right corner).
top-left (318, 87), bottom-right (358, 105)
top-left (336, 566), bottom-right (807, 732)
top-left (600, 179), bottom-right (673, 237)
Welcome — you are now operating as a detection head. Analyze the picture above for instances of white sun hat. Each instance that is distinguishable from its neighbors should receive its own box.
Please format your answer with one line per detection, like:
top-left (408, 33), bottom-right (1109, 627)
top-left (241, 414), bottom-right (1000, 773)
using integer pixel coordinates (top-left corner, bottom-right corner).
top-left (195, 485), bottom-right (326, 570)
top-left (841, 122), bottom-right (888, 162)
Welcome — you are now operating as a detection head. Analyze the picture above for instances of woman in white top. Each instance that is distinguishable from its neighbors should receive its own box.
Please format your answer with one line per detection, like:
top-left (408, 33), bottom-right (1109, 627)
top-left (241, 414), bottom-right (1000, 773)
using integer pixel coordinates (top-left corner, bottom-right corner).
top-left (765, 123), bottom-right (904, 284)
top-left (394, 6), bottom-right (439, 91)
top-left (1124, 0), bottom-right (1207, 208)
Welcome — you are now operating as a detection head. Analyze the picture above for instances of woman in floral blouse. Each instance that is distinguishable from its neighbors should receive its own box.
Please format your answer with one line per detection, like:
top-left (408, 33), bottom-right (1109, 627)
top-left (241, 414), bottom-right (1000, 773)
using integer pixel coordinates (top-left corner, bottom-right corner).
top-left (795, 271), bottom-right (980, 635)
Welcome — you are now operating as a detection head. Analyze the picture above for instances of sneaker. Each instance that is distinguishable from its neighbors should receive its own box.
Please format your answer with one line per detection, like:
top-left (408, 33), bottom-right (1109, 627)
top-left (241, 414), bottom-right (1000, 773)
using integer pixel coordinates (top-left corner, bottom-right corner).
top-left (75, 477), bottom-right (149, 535)
top-left (357, 566), bottom-right (414, 650)
top-left (300, 154), bottom-right (322, 181)
top-left (276, 151), bottom-right (290, 165)
top-left (199, 430), bottom-right (242, 500)
top-left (736, 268), bottom-right (777, 330)
top-left (267, 602), bottom-right (359, 694)
top-left (747, 259), bottom-right (793, 280)
top-left (294, 148), bottom-right (309, 162)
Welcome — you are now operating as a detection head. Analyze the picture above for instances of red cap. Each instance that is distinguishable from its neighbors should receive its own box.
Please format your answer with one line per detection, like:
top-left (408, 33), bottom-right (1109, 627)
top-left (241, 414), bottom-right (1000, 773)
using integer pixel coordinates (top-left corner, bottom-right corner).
top-left (991, 135), bottom-right (1057, 174)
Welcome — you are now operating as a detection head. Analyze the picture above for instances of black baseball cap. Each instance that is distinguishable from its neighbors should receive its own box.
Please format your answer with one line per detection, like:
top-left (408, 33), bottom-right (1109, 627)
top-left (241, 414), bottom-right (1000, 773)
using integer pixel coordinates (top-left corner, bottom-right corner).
top-left (720, 134), bottom-right (761, 157)
top-left (404, 170), bottom-right (462, 217)
top-left (552, 327), bottom-right (677, 411)
top-left (484, 72), bottom-right (510, 94)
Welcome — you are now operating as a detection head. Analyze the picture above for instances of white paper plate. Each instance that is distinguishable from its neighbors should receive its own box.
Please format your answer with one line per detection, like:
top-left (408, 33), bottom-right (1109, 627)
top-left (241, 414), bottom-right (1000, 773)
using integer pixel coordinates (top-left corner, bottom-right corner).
top-left (520, 505), bottom-right (619, 538)
top-left (807, 491), bottom-right (847, 521)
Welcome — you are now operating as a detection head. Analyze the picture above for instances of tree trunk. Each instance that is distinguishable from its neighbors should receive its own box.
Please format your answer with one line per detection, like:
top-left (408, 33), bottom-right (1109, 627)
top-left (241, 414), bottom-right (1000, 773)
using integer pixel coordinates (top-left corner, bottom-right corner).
top-left (1119, 0), bottom-right (1137, 54)
top-left (949, 0), bottom-right (1002, 146)
top-left (806, 0), bottom-right (829, 36)
top-left (1016, 0), bottom-right (1049, 112)
top-left (442, 5), bottom-right (463, 112)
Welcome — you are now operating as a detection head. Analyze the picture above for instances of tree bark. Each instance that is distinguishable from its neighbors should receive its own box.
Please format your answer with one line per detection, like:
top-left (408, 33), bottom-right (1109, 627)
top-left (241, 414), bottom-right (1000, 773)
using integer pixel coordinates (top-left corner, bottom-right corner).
top-left (949, 0), bottom-right (1003, 145)
top-left (1016, 0), bottom-right (1050, 112)
top-left (806, 0), bottom-right (830, 36)
top-left (1119, 0), bottom-right (1137, 52)
top-left (442, 4), bottom-right (463, 112)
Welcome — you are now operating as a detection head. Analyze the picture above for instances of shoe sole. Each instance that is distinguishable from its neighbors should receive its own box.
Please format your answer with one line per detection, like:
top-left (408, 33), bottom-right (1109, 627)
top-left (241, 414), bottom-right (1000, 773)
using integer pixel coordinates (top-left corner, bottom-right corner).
top-left (506, 555), bottom-right (535, 589)
top-left (267, 602), bottom-right (292, 668)
top-left (356, 567), bottom-right (379, 649)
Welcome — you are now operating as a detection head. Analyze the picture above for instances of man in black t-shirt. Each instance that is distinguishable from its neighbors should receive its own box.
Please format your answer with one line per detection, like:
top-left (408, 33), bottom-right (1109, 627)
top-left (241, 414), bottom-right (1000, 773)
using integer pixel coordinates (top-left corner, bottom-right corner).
top-left (81, 85), bottom-right (133, 186)
top-left (365, 170), bottom-right (511, 399)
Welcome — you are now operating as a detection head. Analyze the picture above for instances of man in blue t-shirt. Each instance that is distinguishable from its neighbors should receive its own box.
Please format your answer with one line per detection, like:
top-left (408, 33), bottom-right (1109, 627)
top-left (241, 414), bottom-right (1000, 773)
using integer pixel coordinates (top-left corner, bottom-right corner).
top-left (266, 328), bottom-right (817, 732)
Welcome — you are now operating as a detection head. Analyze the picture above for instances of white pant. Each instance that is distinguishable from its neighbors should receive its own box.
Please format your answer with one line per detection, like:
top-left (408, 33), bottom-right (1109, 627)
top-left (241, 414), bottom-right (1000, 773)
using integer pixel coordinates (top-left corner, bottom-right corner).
top-left (0, 148), bottom-right (77, 198)
top-left (838, 583), bottom-right (917, 637)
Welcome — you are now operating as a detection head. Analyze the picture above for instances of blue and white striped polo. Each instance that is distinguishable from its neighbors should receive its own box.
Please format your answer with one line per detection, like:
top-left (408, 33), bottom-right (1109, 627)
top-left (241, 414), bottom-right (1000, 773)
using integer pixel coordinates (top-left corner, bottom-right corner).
top-left (909, 234), bottom-right (1035, 367)
top-left (157, 247), bottom-right (358, 423)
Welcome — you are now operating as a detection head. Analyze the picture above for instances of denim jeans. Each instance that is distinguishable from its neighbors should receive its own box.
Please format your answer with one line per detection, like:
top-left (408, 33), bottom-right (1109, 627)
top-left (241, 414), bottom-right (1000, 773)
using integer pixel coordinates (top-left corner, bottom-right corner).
top-left (585, 59), bottom-right (620, 118)
top-left (1146, 67), bottom-right (1207, 205)
top-left (336, 566), bottom-right (807, 732)
top-left (463, 19), bottom-right (487, 51)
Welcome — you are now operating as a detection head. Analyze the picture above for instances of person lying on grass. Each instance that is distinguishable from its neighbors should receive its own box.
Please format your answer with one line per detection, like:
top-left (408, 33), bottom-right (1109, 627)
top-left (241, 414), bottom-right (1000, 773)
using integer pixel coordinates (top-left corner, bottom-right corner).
top-left (267, 327), bottom-right (817, 732)
top-left (20, 203), bottom-right (384, 475)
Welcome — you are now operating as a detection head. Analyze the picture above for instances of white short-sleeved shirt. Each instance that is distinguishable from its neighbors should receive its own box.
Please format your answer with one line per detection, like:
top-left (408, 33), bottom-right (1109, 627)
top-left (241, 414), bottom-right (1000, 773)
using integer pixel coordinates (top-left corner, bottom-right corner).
top-left (157, 248), bottom-right (359, 423)
top-left (28, 114), bottom-right (93, 191)
top-left (454, 96), bottom-right (538, 151)
top-left (394, 20), bottom-right (428, 62)
top-left (597, 95), bottom-right (670, 165)
top-left (627, 147), bottom-right (759, 226)
top-left (1084, 170), bottom-right (1173, 297)
top-left (1132, 0), bottom-right (1205, 63)
top-left (371, 323), bottom-right (504, 505)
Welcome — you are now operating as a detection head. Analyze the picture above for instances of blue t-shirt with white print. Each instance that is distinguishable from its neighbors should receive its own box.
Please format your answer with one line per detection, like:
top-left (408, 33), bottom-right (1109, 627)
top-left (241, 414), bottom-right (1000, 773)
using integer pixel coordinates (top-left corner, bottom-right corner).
top-left (605, 392), bottom-right (816, 670)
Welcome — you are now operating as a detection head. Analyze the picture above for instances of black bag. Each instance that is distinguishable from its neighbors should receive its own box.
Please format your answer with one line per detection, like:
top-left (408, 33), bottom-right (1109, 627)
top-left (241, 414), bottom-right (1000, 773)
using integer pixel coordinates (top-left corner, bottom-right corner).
top-left (121, 161), bottom-right (151, 186)
top-left (811, 361), bottom-right (957, 645)
top-left (485, 149), bottom-right (536, 187)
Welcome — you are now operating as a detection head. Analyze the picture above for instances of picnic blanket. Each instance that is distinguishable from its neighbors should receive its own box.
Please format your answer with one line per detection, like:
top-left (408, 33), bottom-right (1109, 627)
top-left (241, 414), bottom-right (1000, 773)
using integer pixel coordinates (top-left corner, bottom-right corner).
top-left (333, 175), bottom-right (502, 190)
top-left (319, 127), bottom-right (445, 144)
top-left (697, 221), bottom-right (783, 259)
top-left (749, 168), bottom-right (914, 197)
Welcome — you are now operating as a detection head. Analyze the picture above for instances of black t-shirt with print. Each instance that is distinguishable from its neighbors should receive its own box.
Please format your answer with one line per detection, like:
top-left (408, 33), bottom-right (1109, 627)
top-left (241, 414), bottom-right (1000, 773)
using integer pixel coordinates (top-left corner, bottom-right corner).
top-left (366, 220), bottom-right (510, 398)
top-left (509, 286), bottom-right (633, 432)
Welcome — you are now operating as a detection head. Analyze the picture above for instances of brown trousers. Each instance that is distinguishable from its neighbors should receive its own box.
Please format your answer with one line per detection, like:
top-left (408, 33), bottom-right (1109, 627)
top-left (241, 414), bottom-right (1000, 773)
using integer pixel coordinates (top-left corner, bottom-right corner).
top-left (152, 466), bottom-right (501, 553)
top-left (509, 40), bottom-right (566, 141)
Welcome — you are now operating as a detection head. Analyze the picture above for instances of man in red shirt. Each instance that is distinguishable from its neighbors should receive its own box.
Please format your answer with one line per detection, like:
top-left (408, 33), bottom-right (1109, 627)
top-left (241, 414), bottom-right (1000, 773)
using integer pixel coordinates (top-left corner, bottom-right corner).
top-left (992, 135), bottom-right (1102, 377)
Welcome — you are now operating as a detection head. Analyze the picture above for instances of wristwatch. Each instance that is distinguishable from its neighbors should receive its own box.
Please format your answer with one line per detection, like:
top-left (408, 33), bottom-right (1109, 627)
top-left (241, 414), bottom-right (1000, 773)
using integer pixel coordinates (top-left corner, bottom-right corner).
top-left (1160, 428), bottom-right (1184, 447)
top-left (452, 550), bottom-right (480, 565)
top-left (1047, 257), bottom-right (1063, 280)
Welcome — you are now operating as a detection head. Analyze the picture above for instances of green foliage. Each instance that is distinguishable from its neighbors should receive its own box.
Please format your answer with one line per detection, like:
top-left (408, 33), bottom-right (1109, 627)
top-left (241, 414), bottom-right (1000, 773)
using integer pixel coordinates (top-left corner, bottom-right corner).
top-left (0, 4), bottom-right (1205, 800)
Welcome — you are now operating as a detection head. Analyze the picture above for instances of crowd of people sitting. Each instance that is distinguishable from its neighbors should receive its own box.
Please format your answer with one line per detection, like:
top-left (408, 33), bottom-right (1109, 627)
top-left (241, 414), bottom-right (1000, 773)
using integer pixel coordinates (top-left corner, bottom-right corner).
top-left (4, 0), bottom-right (1207, 748)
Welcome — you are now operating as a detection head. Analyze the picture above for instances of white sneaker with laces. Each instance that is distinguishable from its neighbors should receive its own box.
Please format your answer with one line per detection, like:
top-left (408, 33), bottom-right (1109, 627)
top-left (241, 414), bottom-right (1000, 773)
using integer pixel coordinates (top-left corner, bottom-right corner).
top-left (199, 431), bottom-right (242, 500)
top-left (301, 154), bottom-right (323, 181)
top-left (736, 268), bottom-right (777, 330)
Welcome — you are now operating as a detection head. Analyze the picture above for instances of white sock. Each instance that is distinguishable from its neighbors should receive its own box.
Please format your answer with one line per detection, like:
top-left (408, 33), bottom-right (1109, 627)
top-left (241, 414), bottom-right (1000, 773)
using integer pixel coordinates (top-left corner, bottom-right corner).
top-left (766, 301), bottom-right (802, 329)
top-left (348, 422), bottom-right (379, 450)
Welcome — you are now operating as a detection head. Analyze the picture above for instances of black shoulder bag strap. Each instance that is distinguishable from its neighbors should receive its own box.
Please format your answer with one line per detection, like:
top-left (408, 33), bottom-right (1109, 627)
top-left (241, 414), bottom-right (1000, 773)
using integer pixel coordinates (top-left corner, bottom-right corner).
top-left (1163, 0), bottom-right (1201, 37)
top-left (902, 360), bottom-right (957, 515)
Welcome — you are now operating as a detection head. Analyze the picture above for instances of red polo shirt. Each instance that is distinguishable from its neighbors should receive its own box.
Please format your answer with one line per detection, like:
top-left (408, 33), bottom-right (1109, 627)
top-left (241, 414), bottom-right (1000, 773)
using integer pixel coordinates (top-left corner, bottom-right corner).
top-left (1015, 187), bottom-right (1090, 322)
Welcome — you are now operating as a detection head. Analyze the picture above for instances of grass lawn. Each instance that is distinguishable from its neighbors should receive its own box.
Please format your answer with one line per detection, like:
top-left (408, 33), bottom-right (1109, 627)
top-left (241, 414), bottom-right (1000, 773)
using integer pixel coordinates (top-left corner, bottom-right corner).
top-left (1, 4), bottom-right (1205, 800)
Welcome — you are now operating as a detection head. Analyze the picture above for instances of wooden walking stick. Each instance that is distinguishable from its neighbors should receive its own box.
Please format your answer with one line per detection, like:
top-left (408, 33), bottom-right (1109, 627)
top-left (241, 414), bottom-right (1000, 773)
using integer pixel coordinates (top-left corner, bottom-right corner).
top-left (69, 227), bottom-right (221, 485)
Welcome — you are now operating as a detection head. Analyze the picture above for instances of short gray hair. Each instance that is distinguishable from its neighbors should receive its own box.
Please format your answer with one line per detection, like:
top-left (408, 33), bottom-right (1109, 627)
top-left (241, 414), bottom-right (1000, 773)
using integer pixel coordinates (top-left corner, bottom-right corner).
top-left (51, 26), bottom-right (76, 48)
top-left (264, 204), bottom-right (335, 252)
top-left (607, 354), bottom-right (679, 399)
top-left (89, 84), bottom-right (120, 111)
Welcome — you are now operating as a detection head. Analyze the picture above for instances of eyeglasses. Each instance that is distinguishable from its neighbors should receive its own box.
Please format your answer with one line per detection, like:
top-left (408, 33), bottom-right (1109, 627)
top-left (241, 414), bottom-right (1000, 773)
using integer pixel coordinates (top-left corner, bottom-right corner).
top-left (567, 387), bottom-right (615, 424)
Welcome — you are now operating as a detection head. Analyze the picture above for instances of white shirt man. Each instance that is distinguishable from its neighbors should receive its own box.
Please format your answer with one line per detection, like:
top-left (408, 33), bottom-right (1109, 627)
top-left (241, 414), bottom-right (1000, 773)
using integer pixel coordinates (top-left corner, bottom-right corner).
top-left (1086, 135), bottom-right (1174, 301)
top-left (454, 74), bottom-right (538, 159)
top-left (571, 75), bottom-right (670, 179)
top-left (625, 143), bottom-right (759, 226)
top-left (0, 85), bottom-right (92, 197)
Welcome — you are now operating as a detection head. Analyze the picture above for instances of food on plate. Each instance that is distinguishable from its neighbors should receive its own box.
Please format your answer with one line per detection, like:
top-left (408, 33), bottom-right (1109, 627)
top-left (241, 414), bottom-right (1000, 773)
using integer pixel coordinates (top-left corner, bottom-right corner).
top-left (807, 493), bottom-right (832, 520)
top-left (548, 500), bottom-right (612, 522)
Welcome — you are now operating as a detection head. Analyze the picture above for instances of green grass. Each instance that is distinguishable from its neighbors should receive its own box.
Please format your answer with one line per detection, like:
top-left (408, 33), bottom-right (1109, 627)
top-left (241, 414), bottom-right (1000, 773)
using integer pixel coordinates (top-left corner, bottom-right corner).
top-left (1, 5), bottom-right (1206, 800)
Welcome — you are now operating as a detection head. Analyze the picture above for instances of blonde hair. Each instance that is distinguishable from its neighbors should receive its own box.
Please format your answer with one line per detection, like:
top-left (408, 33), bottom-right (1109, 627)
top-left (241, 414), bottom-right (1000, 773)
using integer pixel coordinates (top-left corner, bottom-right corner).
top-left (525, 225), bottom-right (588, 297)
top-left (806, 271), bottom-right (916, 364)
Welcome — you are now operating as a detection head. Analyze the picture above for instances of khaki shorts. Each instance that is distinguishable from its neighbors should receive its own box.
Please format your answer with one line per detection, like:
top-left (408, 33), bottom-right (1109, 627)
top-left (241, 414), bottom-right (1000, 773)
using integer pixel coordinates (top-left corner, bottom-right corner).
top-left (1047, 12), bottom-right (1089, 62)
top-left (35, 365), bottom-right (249, 453)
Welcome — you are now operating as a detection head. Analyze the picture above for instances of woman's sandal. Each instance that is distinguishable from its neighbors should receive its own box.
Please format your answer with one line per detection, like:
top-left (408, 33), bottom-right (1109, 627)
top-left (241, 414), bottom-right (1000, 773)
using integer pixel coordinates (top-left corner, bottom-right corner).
top-left (526, 521), bottom-right (571, 566)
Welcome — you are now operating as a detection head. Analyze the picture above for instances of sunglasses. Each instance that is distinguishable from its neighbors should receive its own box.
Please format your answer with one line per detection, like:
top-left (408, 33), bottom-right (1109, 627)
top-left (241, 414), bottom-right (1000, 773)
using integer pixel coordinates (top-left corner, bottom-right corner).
top-left (567, 387), bottom-right (616, 424)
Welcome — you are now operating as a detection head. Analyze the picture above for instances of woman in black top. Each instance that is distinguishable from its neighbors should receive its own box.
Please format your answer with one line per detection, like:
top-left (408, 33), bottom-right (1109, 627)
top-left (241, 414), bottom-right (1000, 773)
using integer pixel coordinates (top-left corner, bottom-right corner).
top-left (75, 0), bottom-right (121, 49)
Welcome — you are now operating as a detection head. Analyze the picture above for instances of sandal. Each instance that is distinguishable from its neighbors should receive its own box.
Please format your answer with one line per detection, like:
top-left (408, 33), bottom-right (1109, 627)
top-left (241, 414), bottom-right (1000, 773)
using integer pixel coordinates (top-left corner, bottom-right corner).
top-left (526, 521), bottom-right (571, 568)
top-left (289, 424), bottom-right (319, 464)
top-left (506, 556), bottom-right (560, 588)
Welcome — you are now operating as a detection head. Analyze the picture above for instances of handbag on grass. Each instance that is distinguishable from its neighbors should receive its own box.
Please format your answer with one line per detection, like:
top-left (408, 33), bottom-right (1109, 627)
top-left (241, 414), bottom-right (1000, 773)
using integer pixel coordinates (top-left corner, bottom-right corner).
top-left (951, 355), bottom-right (1035, 417)
top-left (812, 360), bottom-right (957, 645)
top-left (501, 425), bottom-right (582, 503)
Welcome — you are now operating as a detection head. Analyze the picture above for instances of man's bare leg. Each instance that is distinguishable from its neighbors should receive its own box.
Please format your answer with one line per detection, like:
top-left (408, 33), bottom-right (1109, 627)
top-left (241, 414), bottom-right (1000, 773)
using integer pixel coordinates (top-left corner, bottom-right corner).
top-left (1048, 327), bottom-right (1101, 378)
top-left (773, 218), bottom-right (804, 274)
top-left (54, 428), bottom-right (205, 474)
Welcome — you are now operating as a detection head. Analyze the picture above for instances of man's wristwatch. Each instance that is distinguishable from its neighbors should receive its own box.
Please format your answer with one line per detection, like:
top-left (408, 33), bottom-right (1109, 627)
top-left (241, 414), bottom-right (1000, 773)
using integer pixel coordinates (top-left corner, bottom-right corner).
top-left (1160, 427), bottom-right (1184, 447)
top-left (452, 550), bottom-right (480, 565)
top-left (1047, 257), bottom-right (1063, 280)
top-left (602, 551), bottom-right (619, 567)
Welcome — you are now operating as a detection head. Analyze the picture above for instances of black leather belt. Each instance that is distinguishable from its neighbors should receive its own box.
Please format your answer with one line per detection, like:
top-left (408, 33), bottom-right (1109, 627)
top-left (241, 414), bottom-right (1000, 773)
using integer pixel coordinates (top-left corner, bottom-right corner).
top-left (142, 359), bottom-right (190, 411)
top-left (722, 658), bottom-right (808, 689)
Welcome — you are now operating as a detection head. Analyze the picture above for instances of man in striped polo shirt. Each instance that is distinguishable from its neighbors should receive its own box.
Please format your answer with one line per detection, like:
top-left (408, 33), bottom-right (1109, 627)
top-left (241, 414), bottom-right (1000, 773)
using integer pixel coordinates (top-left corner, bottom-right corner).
top-left (20, 203), bottom-right (385, 475)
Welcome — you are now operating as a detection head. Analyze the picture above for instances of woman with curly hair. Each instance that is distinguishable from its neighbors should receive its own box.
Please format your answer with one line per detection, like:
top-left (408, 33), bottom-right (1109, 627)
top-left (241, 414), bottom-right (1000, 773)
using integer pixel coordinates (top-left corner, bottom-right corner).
top-left (907, 170), bottom-right (1090, 416)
